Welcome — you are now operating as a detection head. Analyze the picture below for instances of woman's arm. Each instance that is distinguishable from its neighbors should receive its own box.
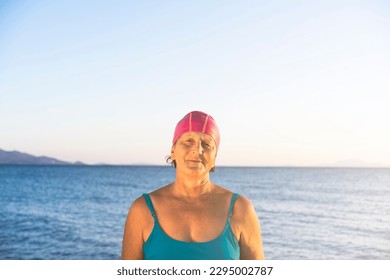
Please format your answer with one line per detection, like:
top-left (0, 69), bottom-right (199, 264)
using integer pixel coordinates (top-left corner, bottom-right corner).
top-left (232, 196), bottom-right (265, 260)
top-left (121, 196), bottom-right (151, 260)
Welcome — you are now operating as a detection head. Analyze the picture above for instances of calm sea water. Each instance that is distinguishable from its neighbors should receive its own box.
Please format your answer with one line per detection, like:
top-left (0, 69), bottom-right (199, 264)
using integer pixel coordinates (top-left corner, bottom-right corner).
top-left (0, 166), bottom-right (389, 259)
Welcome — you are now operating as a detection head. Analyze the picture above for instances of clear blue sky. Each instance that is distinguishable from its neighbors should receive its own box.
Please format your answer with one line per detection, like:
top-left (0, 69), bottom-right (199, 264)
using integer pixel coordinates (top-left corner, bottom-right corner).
top-left (1, 0), bottom-right (389, 166)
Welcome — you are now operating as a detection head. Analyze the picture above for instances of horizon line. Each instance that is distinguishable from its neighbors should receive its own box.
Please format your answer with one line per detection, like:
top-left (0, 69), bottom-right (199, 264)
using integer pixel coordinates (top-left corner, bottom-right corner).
top-left (1, 163), bottom-right (389, 169)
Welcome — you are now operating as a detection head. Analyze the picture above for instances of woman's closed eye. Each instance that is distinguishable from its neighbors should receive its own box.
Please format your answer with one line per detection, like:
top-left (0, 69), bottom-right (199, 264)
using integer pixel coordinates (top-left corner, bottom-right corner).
top-left (181, 139), bottom-right (195, 146)
top-left (202, 142), bottom-right (213, 149)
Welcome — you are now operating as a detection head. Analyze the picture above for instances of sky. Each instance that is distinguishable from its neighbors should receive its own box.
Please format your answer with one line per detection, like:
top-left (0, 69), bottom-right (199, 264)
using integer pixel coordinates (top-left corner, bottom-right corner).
top-left (1, 0), bottom-right (390, 167)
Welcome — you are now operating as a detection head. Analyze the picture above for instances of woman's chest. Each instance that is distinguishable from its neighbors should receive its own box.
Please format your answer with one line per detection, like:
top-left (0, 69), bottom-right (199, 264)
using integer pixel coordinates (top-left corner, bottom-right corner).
top-left (154, 202), bottom-right (229, 242)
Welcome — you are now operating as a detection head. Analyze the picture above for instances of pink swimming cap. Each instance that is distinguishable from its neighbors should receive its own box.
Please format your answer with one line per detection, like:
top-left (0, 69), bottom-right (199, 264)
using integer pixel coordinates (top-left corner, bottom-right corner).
top-left (172, 111), bottom-right (220, 149)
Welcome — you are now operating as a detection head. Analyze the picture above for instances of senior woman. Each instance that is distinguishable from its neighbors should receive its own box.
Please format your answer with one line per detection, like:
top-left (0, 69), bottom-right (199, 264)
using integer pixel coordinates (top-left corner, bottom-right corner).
top-left (121, 111), bottom-right (264, 260)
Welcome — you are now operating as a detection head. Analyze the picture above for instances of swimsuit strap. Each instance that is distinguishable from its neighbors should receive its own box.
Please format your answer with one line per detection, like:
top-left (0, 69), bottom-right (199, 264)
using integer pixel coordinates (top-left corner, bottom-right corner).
top-left (228, 193), bottom-right (240, 218)
top-left (142, 193), bottom-right (156, 219)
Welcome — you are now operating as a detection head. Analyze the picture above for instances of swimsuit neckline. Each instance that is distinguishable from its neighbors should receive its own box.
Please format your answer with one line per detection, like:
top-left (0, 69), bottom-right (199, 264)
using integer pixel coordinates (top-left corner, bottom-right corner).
top-left (152, 216), bottom-right (233, 244)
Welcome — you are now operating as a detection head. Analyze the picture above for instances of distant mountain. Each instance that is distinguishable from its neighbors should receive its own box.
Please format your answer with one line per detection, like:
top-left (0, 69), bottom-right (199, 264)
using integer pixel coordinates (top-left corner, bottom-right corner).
top-left (0, 148), bottom-right (84, 165)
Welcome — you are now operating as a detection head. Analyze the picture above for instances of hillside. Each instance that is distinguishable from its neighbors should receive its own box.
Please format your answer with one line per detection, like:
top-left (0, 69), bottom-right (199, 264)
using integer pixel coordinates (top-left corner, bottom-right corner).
top-left (0, 148), bottom-right (83, 165)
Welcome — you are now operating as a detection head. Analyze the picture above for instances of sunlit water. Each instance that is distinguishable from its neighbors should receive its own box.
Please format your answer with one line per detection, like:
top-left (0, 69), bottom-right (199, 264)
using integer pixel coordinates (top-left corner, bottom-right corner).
top-left (1, 166), bottom-right (389, 259)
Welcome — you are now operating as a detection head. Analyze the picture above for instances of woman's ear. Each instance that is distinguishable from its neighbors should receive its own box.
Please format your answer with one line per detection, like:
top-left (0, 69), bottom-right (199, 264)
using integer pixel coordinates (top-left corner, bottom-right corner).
top-left (170, 145), bottom-right (175, 161)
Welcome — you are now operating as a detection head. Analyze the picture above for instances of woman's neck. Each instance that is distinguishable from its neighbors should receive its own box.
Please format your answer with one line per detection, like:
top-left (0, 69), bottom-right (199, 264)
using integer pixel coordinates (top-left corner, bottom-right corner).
top-left (172, 174), bottom-right (214, 198)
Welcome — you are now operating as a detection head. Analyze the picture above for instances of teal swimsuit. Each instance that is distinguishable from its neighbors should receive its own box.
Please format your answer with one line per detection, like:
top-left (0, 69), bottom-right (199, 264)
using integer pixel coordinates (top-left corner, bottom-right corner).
top-left (142, 193), bottom-right (241, 260)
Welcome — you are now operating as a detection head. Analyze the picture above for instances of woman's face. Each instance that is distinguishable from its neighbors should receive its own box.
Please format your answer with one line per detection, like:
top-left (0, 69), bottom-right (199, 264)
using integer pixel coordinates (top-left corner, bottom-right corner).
top-left (171, 132), bottom-right (217, 175)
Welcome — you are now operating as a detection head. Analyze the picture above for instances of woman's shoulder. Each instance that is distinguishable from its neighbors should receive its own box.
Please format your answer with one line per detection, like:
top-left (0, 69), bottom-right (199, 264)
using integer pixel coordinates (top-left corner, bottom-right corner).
top-left (230, 194), bottom-right (259, 237)
top-left (147, 183), bottom-right (174, 199)
top-left (128, 195), bottom-right (151, 217)
top-left (231, 193), bottom-right (256, 218)
top-left (213, 184), bottom-right (251, 202)
top-left (212, 184), bottom-right (250, 204)
top-left (130, 183), bottom-right (171, 211)
top-left (235, 194), bottom-right (254, 207)
top-left (212, 183), bottom-right (234, 195)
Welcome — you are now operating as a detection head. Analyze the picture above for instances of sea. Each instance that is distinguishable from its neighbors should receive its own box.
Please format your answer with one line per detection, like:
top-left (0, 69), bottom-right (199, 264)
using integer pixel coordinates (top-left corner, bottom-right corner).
top-left (0, 166), bottom-right (389, 260)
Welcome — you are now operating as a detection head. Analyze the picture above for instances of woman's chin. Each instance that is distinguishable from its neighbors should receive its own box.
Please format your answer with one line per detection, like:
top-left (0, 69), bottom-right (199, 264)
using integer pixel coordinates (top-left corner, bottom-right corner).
top-left (183, 163), bottom-right (207, 174)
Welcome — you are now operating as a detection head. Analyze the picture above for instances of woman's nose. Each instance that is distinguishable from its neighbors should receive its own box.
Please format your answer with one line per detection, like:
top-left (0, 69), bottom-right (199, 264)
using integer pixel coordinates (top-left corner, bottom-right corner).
top-left (191, 141), bottom-right (203, 154)
top-left (197, 142), bottom-right (204, 154)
